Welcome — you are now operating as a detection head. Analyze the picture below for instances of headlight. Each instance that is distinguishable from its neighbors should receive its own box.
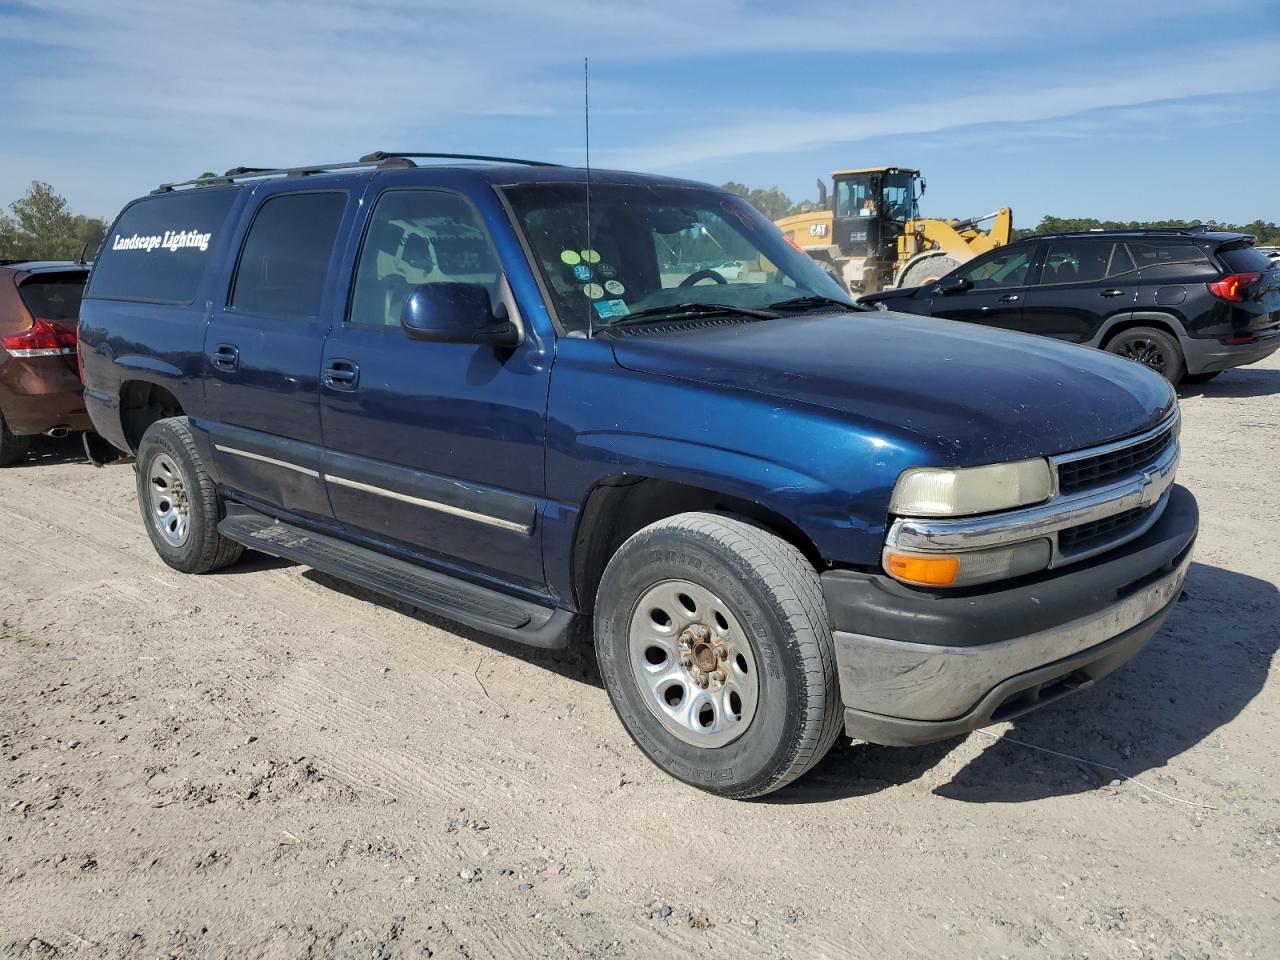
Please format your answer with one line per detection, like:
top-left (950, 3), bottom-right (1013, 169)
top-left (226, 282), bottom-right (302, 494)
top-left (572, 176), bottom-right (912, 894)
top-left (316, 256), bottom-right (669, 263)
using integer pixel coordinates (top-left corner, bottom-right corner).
top-left (889, 458), bottom-right (1052, 517)
top-left (884, 539), bottom-right (1051, 588)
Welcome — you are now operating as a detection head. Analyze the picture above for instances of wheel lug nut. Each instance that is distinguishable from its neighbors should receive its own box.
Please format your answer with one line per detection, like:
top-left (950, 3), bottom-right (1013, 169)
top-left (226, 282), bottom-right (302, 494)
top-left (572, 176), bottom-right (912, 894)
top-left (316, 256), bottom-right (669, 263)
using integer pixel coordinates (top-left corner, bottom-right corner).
top-left (717, 647), bottom-right (728, 660)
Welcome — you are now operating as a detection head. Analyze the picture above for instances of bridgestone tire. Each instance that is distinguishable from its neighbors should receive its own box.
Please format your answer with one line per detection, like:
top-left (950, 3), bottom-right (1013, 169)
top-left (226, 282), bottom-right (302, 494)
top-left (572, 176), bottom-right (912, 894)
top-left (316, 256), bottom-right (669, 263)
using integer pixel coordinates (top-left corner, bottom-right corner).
top-left (0, 411), bottom-right (32, 467)
top-left (135, 417), bottom-right (243, 574)
top-left (1104, 326), bottom-right (1185, 387)
top-left (594, 512), bottom-right (844, 799)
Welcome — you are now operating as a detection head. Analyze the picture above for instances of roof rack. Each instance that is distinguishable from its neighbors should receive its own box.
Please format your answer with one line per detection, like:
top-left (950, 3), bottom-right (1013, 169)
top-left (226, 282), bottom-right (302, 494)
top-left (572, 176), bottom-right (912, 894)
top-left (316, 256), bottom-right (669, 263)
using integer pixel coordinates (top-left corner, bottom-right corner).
top-left (359, 151), bottom-right (564, 168)
top-left (153, 151), bottom-right (563, 193)
top-left (1029, 225), bottom-right (1211, 242)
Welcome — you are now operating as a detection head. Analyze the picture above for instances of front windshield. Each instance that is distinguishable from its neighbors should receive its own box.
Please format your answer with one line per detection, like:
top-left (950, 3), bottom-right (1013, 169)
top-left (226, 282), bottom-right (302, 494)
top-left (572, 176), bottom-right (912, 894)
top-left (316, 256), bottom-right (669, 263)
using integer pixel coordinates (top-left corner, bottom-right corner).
top-left (502, 182), bottom-right (853, 335)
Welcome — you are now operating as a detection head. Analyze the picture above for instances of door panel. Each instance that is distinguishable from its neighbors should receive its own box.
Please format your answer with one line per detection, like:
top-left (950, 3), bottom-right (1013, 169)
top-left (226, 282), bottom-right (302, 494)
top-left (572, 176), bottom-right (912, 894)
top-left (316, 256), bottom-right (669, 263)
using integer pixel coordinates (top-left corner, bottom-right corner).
top-left (928, 246), bottom-right (1038, 331)
top-left (202, 187), bottom-right (350, 520)
top-left (1020, 240), bottom-right (1140, 343)
top-left (319, 186), bottom-right (551, 592)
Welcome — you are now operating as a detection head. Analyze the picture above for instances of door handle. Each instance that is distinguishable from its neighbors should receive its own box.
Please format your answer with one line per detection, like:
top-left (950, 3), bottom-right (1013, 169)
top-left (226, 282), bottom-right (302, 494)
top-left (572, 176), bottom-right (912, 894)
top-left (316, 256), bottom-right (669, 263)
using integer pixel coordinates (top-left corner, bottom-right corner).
top-left (998, 294), bottom-right (1020, 303)
top-left (1100, 288), bottom-right (1126, 298)
top-left (212, 343), bottom-right (239, 370)
top-left (324, 359), bottom-right (360, 390)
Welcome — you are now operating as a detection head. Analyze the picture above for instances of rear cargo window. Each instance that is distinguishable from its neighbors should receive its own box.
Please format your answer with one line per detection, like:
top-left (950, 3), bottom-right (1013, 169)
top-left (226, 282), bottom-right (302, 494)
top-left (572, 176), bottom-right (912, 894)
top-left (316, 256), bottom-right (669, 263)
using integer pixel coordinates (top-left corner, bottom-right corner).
top-left (1216, 244), bottom-right (1273, 273)
top-left (230, 192), bottom-right (346, 319)
top-left (18, 274), bottom-right (88, 321)
top-left (87, 189), bottom-right (237, 304)
top-left (1126, 242), bottom-right (1218, 281)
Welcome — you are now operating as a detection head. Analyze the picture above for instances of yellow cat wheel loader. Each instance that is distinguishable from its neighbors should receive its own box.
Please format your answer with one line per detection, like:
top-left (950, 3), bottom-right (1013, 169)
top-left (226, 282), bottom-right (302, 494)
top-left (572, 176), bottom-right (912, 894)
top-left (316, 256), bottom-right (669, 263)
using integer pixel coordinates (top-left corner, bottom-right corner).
top-left (774, 167), bottom-right (1012, 294)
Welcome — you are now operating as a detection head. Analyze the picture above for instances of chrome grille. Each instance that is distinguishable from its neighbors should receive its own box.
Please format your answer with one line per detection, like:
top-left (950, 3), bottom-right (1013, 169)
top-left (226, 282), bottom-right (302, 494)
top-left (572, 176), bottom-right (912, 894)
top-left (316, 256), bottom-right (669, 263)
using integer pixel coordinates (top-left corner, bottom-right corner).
top-left (1057, 425), bottom-right (1174, 495)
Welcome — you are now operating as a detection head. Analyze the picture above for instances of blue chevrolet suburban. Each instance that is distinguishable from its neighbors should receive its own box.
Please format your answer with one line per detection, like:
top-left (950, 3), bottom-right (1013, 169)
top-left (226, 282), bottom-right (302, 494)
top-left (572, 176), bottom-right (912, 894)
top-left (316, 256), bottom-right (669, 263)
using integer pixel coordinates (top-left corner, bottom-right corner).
top-left (78, 153), bottom-right (1198, 798)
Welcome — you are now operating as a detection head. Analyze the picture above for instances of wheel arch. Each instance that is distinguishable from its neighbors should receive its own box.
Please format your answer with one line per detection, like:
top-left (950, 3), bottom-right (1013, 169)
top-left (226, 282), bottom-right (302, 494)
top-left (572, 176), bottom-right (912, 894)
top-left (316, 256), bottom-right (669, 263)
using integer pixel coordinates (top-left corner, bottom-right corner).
top-left (1094, 311), bottom-right (1189, 350)
top-left (119, 379), bottom-right (186, 453)
top-left (570, 475), bottom-right (825, 615)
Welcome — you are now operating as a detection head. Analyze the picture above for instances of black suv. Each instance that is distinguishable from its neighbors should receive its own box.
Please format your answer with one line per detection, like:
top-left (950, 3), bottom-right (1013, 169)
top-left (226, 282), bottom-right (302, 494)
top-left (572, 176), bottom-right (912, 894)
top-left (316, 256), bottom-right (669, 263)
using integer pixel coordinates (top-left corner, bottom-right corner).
top-left (860, 229), bottom-right (1280, 385)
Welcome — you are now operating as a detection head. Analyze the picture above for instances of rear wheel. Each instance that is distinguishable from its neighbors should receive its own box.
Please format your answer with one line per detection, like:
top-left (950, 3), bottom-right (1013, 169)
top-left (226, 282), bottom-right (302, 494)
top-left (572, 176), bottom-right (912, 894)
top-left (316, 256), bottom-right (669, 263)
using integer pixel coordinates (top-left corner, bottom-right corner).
top-left (135, 417), bottom-right (243, 573)
top-left (594, 512), bottom-right (843, 799)
top-left (1105, 326), bottom-right (1185, 386)
top-left (0, 411), bottom-right (32, 467)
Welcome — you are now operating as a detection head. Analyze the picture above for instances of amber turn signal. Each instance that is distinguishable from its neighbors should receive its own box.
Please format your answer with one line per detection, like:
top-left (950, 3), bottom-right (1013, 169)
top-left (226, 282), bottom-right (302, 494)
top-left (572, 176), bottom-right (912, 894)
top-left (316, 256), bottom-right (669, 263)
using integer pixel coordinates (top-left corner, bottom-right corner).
top-left (884, 553), bottom-right (960, 586)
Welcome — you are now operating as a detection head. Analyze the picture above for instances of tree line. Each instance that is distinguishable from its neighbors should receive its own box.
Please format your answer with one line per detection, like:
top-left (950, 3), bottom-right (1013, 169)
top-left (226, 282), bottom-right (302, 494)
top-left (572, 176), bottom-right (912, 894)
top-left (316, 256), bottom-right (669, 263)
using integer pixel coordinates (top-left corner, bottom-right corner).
top-left (1016, 216), bottom-right (1280, 245)
top-left (0, 182), bottom-right (107, 261)
top-left (719, 183), bottom-right (1280, 246)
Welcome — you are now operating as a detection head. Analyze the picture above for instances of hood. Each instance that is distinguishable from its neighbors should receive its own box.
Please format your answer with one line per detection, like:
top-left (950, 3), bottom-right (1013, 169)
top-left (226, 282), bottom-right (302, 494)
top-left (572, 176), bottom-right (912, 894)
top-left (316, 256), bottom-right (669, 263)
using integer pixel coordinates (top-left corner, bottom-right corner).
top-left (608, 311), bottom-right (1176, 466)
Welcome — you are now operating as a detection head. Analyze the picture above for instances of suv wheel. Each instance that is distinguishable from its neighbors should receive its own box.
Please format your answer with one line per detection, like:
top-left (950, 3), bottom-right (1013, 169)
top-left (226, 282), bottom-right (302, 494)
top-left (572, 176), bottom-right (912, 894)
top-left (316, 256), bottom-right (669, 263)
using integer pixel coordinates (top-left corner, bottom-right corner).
top-left (594, 512), bottom-right (843, 799)
top-left (0, 410), bottom-right (32, 467)
top-left (1105, 327), bottom-right (1185, 386)
top-left (135, 417), bottom-right (244, 574)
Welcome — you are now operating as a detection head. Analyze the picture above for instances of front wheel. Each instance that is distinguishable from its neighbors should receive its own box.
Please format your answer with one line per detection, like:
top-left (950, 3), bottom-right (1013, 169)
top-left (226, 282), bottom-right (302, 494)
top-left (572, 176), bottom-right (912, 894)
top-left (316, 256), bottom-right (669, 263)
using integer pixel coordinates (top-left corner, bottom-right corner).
top-left (594, 513), bottom-right (843, 799)
top-left (1104, 327), bottom-right (1185, 386)
top-left (135, 417), bottom-right (243, 574)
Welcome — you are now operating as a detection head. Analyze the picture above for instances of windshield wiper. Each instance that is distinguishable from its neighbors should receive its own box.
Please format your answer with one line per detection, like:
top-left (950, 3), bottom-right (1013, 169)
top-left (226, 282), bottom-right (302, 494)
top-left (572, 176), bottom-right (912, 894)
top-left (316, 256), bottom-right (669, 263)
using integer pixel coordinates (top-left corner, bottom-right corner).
top-left (604, 302), bottom-right (778, 329)
top-left (767, 294), bottom-right (864, 313)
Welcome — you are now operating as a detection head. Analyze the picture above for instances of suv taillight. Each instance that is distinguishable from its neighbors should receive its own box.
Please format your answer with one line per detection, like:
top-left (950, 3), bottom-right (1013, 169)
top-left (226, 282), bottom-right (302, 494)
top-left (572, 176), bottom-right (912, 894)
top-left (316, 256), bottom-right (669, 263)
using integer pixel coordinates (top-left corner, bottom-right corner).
top-left (0, 318), bottom-right (78, 358)
top-left (1207, 272), bottom-right (1261, 302)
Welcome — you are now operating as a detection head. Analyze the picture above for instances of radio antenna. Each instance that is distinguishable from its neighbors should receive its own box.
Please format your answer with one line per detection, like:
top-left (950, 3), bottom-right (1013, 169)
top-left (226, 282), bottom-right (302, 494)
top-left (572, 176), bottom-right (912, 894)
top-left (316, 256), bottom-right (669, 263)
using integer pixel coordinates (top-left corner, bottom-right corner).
top-left (584, 56), bottom-right (593, 339)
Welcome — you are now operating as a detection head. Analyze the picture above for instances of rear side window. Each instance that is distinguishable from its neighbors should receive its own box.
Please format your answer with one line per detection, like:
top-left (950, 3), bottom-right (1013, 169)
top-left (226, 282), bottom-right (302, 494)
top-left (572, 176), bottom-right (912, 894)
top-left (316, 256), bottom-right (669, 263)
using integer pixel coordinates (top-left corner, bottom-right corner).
top-left (231, 192), bottom-right (346, 319)
top-left (1040, 241), bottom-right (1113, 284)
top-left (87, 189), bottom-right (237, 303)
top-left (1127, 242), bottom-right (1217, 281)
top-left (19, 274), bottom-right (88, 321)
top-left (1217, 244), bottom-right (1273, 273)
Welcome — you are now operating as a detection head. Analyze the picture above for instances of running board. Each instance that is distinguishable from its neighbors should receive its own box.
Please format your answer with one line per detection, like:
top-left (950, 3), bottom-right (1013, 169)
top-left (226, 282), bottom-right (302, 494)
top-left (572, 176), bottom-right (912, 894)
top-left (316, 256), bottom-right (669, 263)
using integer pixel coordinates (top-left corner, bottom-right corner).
top-left (217, 508), bottom-right (572, 649)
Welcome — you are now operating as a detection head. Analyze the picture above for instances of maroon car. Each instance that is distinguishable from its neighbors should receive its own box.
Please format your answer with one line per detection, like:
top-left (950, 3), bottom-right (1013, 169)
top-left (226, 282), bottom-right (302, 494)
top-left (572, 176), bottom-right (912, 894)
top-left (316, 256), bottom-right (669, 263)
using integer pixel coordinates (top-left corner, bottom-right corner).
top-left (0, 261), bottom-right (91, 465)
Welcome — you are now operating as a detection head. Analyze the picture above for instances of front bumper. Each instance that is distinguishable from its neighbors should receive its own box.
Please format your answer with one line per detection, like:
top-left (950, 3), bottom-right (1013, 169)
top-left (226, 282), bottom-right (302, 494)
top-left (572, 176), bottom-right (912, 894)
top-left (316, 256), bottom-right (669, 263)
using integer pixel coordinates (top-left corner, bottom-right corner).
top-left (1181, 328), bottom-right (1280, 375)
top-left (822, 484), bottom-right (1198, 746)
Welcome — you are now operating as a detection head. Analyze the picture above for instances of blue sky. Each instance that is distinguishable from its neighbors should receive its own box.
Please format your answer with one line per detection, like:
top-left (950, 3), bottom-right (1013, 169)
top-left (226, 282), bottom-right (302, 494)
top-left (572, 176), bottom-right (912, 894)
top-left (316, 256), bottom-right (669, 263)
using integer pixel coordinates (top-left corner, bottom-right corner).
top-left (3, 0), bottom-right (1279, 228)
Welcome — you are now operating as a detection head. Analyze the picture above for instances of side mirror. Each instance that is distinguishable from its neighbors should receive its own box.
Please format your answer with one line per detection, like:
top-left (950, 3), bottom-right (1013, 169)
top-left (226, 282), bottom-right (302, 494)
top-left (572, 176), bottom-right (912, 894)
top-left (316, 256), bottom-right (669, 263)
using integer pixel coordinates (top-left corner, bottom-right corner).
top-left (938, 276), bottom-right (972, 294)
top-left (401, 283), bottom-right (521, 347)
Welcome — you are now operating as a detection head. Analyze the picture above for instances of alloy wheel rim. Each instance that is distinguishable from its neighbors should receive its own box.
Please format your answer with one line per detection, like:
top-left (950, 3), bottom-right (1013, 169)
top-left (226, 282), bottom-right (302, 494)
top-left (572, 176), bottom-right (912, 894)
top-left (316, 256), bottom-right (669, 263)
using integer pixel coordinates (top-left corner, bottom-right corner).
top-left (1118, 337), bottom-right (1167, 373)
top-left (147, 453), bottom-right (191, 547)
top-left (627, 579), bottom-right (760, 748)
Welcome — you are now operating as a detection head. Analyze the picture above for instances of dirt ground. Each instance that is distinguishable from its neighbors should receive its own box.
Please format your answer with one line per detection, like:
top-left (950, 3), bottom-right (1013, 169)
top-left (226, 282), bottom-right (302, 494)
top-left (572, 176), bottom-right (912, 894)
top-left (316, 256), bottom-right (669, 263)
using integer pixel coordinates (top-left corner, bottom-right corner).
top-left (2, 355), bottom-right (1278, 960)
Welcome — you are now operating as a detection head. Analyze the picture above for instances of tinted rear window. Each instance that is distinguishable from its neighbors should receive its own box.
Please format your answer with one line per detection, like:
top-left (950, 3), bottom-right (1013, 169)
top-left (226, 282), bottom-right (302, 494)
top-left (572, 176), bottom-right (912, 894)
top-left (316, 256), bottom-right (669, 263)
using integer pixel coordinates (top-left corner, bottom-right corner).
top-left (87, 189), bottom-right (237, 304)
top-left (1217, 244), bottom-right (1273, 273)
top-left (230, 192), bottom-right (346, 319)
top-left (1126, 241), bottom-right (1218, 281)
top-left (19, 274), bottom-right (88, 321)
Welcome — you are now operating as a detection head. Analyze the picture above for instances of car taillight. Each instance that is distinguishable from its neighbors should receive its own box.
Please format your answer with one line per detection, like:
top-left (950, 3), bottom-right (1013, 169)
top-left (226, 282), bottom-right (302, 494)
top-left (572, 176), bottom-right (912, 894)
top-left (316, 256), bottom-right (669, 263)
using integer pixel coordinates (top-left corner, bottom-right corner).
top-left (1207, 272), bottom-right (1261, 302)
top-left (0, 318), bottom-right (78, 358)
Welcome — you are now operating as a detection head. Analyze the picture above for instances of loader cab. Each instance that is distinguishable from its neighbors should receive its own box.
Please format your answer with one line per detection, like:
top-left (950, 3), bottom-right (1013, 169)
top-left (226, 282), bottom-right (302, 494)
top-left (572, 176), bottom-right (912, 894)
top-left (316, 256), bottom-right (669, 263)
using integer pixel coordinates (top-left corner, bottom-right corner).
top-left (831, 167), bottom-right (921, 260)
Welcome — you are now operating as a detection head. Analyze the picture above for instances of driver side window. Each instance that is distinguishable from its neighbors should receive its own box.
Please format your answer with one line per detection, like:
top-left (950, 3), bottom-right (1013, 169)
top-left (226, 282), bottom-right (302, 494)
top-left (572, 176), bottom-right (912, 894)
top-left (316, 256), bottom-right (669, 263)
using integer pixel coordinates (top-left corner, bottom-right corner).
top-left (349, 189), bottom-right (501, 328)
top-left (958, 249), bottom-right (1032, 289)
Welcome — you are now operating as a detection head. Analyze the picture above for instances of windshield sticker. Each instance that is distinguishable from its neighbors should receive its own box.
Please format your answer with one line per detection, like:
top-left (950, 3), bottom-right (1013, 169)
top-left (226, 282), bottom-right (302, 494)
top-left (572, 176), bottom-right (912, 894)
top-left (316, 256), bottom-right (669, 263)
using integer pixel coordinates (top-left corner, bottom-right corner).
top-left (580, 249), bottom-right (601, 264)
top-left (604, 279), bottom-right (624, 295)
top-left (559, 249), bottom-right (582, 265)
top-left (582, 283), bottom-right (604, 299)
top-left (597, 262), bottom-right (616, 278)
top-left (111, 229), bottom-right (212, 254)
top-left (572, 264), bottom-right (594, 281)
top-left (593, 298), bottom-right (630, 319)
